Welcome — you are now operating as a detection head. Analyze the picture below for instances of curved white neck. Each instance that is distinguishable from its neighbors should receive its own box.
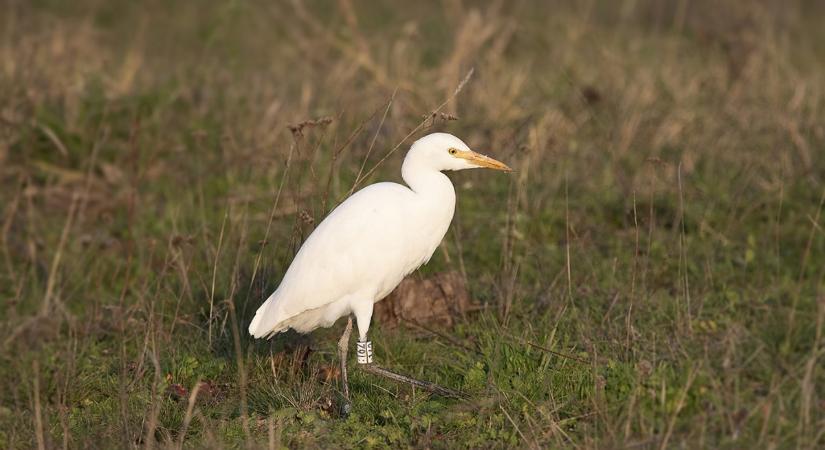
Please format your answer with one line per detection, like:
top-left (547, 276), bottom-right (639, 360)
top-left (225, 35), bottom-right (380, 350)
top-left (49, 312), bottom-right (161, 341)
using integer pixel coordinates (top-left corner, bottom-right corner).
top-left (400, 156), bottom-right (457, 258)
top-left (401, 157), bottom-right (456, 200)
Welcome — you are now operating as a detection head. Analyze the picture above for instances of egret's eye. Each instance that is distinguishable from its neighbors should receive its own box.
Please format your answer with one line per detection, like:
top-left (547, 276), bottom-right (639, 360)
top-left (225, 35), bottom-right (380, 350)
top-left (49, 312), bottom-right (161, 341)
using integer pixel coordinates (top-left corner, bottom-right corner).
top-left (448, 148), bottom-right (458, 155)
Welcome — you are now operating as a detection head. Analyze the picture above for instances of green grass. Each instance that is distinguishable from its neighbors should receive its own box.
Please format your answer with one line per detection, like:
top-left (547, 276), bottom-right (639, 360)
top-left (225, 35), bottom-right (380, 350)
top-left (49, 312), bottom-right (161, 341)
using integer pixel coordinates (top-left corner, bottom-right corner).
top-left (2, 0), bottom-right (825, 448)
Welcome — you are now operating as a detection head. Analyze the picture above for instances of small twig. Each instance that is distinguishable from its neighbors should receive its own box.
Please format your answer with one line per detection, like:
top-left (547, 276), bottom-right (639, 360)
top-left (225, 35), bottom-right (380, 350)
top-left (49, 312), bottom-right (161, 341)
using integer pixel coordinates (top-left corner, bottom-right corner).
top-left (144, 333), bottom-right (162, 450)
top-left (500, 403), bottom-right (538, 450)
top-left (41, 191), bottom-right (80, 314)
top-left (677, 162), bottom-right (692, 333)
top-left (208, 208), bottom-right (229, 348)
top-left (33, 360), bottom-right (46, 450)
top-left (346, 68), bottom-right (475, 196)
top-left (350, 89), bottom-right (397, 198)
top-left (500, 331), bottom-right (589, 365)
top-left (787, 188), bottom-right (825, 339)
top-left (246, 140), bottom-right (296, 302)
top-left (401, 317), bottom-right (481, 355)
top-left (176, 381), bottom-right (203, 450)
top-left (659, 364), bottom-right (699, 450)
top-left (807, 213), bottom-right (824, 235)
top-left (1, 176), bottom-right (23, 284)
top-left (36, 121), bottom-right (69, 156)
top-left (564, 170), bottom-right (573, 303)
top-left (228, 301), bottom-right (251, 442)
top-left (322, 108), bottom-right (381, 212)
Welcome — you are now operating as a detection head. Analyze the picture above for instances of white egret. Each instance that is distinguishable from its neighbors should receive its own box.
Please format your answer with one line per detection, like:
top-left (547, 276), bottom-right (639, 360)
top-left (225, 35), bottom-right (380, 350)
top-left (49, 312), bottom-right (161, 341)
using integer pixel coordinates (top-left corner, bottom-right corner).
top-left (249, 132), bottom-right (511, 408)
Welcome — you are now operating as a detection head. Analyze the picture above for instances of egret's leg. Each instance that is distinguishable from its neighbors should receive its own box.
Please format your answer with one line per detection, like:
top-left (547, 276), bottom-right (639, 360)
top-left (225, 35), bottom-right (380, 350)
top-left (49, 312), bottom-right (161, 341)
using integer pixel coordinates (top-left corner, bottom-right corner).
top-left (350, 300), bottom-right (462, 398)
top-left (353, 300), bottom-right (373, 342)
top-left (352, 300), bottom-right (374, 364)
top-left (337, 316), bottom-right (353, 414)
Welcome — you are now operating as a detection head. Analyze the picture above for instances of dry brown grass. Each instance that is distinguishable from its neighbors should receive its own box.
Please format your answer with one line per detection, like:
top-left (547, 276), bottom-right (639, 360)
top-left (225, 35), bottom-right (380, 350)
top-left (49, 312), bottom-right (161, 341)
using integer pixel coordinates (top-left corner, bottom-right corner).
top-left (2, 0), bottom-right (825, 448)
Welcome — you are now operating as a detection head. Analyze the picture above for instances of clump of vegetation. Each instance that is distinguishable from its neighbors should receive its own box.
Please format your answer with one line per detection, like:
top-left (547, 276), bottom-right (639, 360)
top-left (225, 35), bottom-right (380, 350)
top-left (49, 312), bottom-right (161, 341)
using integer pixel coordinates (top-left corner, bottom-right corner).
top-left (2, 0), bottom-right (824, 448)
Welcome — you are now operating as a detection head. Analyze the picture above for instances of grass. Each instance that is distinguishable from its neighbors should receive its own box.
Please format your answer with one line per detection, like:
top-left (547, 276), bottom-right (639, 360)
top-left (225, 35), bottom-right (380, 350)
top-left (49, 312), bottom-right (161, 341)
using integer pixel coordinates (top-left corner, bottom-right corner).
top-left (2, 0), bottom-right (825, 448)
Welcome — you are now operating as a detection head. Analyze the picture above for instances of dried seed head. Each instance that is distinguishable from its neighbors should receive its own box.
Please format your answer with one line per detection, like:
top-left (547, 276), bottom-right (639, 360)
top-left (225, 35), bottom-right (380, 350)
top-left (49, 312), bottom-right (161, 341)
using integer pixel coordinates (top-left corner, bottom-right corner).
top-left (287, 116), bottom-right (334, 139)
top-left (299, 209), bottom-right (314, 225)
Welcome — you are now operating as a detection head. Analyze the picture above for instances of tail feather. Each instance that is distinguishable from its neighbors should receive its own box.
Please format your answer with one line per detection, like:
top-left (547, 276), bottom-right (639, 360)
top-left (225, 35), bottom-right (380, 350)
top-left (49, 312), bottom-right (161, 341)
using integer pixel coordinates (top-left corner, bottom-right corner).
top-left (248, 293), bottom-right (283, 338)
top-left (249, 294), bottom-right (342, 338)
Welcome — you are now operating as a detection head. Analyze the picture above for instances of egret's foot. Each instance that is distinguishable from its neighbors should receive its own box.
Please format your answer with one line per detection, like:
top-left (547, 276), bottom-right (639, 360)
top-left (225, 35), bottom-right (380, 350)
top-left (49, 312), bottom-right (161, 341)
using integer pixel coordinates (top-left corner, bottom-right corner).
top-left (340, 401), bottom-right (352, 417)
top-left (359, 361), bottom-right (464, 399)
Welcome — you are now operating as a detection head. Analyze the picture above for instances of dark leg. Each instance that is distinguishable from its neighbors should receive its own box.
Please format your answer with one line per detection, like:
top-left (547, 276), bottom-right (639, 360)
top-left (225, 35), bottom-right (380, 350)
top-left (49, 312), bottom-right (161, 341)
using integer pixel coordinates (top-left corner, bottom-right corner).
top-left (351, 303), bottom-right (463, 400)
top-left (338, 316), bottom-right (353, 415)
top-left (360, 363), bottom-right (464, 398)
top-left (354, 339), bottom-right (463, 398)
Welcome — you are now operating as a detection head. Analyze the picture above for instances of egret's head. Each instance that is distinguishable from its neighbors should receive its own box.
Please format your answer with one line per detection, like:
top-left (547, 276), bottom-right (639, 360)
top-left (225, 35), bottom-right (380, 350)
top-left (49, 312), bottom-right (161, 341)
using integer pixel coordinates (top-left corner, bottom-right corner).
top-left (409, 133), bottom-right (512, 172)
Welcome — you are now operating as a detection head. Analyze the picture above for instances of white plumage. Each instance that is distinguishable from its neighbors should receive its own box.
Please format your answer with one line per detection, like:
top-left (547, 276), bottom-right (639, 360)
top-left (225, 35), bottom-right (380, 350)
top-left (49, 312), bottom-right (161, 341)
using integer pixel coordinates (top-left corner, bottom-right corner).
top-left (249, 132), bottom-right (511, 343)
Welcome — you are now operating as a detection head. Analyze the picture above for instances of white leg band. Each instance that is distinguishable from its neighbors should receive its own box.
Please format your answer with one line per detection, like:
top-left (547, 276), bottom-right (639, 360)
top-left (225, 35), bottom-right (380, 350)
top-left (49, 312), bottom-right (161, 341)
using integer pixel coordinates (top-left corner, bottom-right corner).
top-left (356, 341), bottom-right (373, 364)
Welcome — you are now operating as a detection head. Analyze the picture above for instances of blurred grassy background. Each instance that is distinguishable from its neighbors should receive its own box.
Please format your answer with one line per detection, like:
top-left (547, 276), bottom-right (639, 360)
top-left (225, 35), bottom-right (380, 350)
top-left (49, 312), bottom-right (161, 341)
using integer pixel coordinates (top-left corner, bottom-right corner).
top-left (2, 0), bottom-right (825, 448)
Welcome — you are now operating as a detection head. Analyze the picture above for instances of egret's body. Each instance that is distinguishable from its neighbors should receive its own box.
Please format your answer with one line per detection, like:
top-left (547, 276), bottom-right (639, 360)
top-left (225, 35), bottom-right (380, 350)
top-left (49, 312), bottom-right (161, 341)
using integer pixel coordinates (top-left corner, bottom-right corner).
top-left (248, 132), bottom-right (510, 405)
top-left (249, 176), bottom-right (454, 339)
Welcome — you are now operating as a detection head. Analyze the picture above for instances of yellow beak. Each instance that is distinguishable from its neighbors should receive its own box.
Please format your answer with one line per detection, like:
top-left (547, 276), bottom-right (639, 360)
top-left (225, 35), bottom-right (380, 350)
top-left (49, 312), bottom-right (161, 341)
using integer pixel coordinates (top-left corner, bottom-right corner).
top-left (454, 149), bottom-right (513, 172)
